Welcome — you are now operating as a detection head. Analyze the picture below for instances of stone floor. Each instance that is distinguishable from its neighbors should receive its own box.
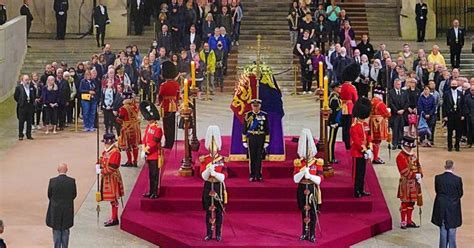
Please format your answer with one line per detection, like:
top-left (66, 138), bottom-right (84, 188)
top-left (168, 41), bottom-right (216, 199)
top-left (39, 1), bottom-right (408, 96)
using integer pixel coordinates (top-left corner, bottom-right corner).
top-left (1, 91), bottom-right (472, 248)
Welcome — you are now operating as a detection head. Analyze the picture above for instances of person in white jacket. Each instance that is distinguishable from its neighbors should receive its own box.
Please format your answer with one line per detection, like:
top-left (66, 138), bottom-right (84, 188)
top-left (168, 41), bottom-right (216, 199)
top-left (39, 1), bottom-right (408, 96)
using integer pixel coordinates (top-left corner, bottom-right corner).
top-left (293, 128), bottom-right (323, 243)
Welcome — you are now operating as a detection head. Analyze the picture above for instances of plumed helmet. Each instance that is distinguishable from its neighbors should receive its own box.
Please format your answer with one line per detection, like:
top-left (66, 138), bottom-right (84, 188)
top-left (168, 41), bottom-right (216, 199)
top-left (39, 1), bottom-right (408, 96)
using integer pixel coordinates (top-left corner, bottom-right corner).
top-left (205, 125), bottom-right (222, 153)
top-left (341, 62), bottom-right (361, 82)
top-left (353, 97), bottom-right (372, 119)
top-left (162, 61), bottom-right (178, 79)
top-left (297, 128), bottom-right (317, 158)
top-left (139, 101), bottom-right (160, 121)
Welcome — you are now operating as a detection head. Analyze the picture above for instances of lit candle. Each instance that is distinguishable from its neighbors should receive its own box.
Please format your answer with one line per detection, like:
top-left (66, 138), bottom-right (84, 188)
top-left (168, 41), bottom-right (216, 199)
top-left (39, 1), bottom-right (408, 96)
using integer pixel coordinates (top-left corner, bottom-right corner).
top-left (191, 61), bottom-right (196, 88)
top-left (319, 61), bottom-right (323, 89)
top-left (184, 79), bottom-right (189, 109)
top-left (323, 76), bottom-right (329, 109)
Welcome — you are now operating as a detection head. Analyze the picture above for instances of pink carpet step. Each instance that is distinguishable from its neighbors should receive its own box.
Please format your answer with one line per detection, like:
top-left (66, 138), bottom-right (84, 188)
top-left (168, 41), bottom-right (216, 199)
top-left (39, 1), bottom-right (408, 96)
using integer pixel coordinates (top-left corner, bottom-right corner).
top-left (121, 210), bottom-right (391, 248)
top-left (140, 197), bottom-right (373, 213)
top-left (159, 178), bottom-right (356, 200)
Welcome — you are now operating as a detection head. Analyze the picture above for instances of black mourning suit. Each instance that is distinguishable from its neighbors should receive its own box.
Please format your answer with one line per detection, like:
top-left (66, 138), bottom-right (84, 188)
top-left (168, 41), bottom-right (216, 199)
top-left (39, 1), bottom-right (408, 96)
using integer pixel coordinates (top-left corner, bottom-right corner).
top-left (14, 82), bottom-right (37, 139)
top-left (20, 4), bottom-right (34, 37)
top-left (93, 4), bottom-right (110, 47)
top-left (415, 2), bottom-right (428, 42)
top-left (54, 0), bottom-right (69, 40)
top-left (388, 88), bottom-right (408, 147)
top-left (447, 27), bottom-right (465, 68)
top-left (443, 89), bottom-right (464, 150)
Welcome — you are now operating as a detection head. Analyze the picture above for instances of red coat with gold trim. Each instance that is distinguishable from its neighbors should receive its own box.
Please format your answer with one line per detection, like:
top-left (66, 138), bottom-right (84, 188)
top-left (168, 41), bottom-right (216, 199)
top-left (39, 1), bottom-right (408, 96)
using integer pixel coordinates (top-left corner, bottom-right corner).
top-left (293, 158), bottom-right (324, 178)
top-left (100, 145), bottom-right (125, 202)
top-left (396, 150), bottom-right (423, 203)
top-left (369, 97), bottom-right (391, 141)
top-left (350, 119), bottom-right (372, 158)
top-left (142, 122), bottom-right (163, 161)
top-left (158, 80), bottom-right (180, 113)
top-left (117, 99), bottom-right (141, 149)
top-left (199, 154), bottom-right (228, 178)
top-left (340, 82), bottom-right (358, 115)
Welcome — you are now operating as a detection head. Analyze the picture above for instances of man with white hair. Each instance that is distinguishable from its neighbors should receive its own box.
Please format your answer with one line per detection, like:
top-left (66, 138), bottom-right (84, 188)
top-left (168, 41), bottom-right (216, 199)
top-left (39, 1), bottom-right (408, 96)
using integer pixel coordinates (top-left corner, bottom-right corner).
top-left (369, 88), bottom-right (391, 164)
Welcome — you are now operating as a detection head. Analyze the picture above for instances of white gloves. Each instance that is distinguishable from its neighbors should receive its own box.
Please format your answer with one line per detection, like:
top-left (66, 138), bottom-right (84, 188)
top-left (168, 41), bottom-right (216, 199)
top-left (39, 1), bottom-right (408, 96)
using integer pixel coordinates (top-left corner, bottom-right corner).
top-left (58, 11), bottom-right (65, 15)
top-left (106, 20), bottom-right (111, 24)
top-left (95, 164), bottom-right (101, 175)
top-left (330, 124), bottom-right (338, 128)
top-left (94, 25), bottom-right (99, 28)
top-left (140, 150), bottom-right (146, 160)
top-left (304, 171), bottom-right (310, 179)
top-left (387, 108), bottom-right (391, 113)
top-left (364, 149), bottom-right (373, 160)
top-left (264, 143), bottom-right (269, 149)
top-left (210, 170), bottom-right (217, 177)
top-left (243, 143), bottom-right (248, 148)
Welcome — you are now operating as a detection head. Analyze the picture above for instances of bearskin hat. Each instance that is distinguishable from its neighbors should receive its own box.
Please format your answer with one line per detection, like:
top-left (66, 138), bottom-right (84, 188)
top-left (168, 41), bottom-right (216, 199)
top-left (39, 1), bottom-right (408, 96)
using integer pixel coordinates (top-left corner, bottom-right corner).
top-left (353, 97), bottom-right (372, 119)
top-left (341, 62), bottom-right (361, 82)
top-left (162, 61), bottom-right (178, 79)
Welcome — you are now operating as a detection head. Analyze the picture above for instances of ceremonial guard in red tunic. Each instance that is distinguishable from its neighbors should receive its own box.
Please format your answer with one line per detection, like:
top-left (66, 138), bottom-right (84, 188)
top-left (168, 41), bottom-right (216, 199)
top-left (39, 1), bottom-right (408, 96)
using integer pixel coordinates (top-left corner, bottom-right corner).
top-left (200, 126), bottom-right (228, 242)
top-left (350, 97), bottom-right (373, 198)
top-left (293, 128), bottom-right (323, 243)
top-left (157, 61), bottom-right (180, 149)
top-left (328, 82), bottom-right (342, 164)
top-left (340, 63), bottom-right (360, 150)
top-left (242, 99), bottom-right (269, 182)
top-left (397, 136), bottom-right (423, 229)
top-left (140, 101), bottom-right (163, 199)
top-left (96, 133), bottom-right (125, 227)
top-left (369, 89), bottom-right (391, 164)
top-left (116, 91), bottom-right (141, 167)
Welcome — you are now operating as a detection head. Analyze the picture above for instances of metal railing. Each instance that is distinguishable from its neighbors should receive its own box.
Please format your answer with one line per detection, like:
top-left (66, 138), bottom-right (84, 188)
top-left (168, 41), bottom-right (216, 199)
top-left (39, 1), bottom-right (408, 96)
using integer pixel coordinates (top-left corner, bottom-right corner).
top-left (434, 0), bottom-right (474, 36)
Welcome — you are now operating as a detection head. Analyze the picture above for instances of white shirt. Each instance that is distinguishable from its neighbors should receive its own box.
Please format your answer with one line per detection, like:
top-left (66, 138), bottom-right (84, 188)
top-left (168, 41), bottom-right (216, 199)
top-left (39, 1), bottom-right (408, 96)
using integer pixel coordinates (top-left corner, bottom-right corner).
top-left (136, 0), bottom-right (141, 9)
top-left (451, 89), bottom-right (458, 107)
top-left (23, 83), bottom-right (30, 100)
top-left (454, 27), bottom-right (459, 39)
top-left (190, 32), bottom-right (195, 42)
top-left (99, 5), bottom-right (105, 15)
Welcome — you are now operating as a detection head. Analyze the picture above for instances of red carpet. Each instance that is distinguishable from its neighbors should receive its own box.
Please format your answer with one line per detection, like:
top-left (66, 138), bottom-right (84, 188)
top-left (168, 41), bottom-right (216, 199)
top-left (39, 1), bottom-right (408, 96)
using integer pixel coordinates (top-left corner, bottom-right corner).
top-left (121, 137), bottom-right (392, 248)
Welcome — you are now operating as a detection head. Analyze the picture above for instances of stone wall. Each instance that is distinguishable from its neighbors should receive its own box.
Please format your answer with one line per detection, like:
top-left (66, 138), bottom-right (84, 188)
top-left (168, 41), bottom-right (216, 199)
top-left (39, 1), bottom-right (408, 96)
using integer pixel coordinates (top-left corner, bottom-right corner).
top-left (3, 0), bottom-right (128, 36)
top-left (0, 16), bottom-right (27, 102)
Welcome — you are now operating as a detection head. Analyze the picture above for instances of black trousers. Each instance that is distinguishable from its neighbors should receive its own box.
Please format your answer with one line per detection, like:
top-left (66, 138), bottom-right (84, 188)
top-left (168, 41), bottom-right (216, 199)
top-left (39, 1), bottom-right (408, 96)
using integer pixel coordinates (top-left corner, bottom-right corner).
top-left (467, 118), bottom-right (474, 145)
top-left (327, 20), bottom-right (338, 43)
top-left (447, 114), bottom-right (462, 149)
top-left (163, 112), bottom-right (176, 148)
top-left (297, 183), bottom-right (317, 237)
top-left (66, 100), bottom-right (74, 124)
top-left (147, 160), bottom-right (159, 195)
top-left (248, 134), bottom-right (265, 179)
top-left (416, 19), bottom-right (426, 42)
top-left (18, 105), bottom-right (34, 138)
top-left (96, 26), bottom-right (106, 46)
top-left (328, 125), bottom-right (339, 161)
top-left (203, 181), bottom-right (224, 237)
top-left (450, 45), bottom-right (462, 68)
top-left (26, 21), bottom-right (32, 37)
top-left (354, 157), bottom-right (367, 195)
top-left (56, 13), bottom-right (67, 39)
top-left (391, 114), bottom-right (404, 147)
top-left (341, 115), bottom-right (352, 150)
top-left (58, 105), bottom-right (67, 128)
top-left (133, 13), bottom-right (144, 35)
top-left (103, 109), bottom-right (115, 133)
